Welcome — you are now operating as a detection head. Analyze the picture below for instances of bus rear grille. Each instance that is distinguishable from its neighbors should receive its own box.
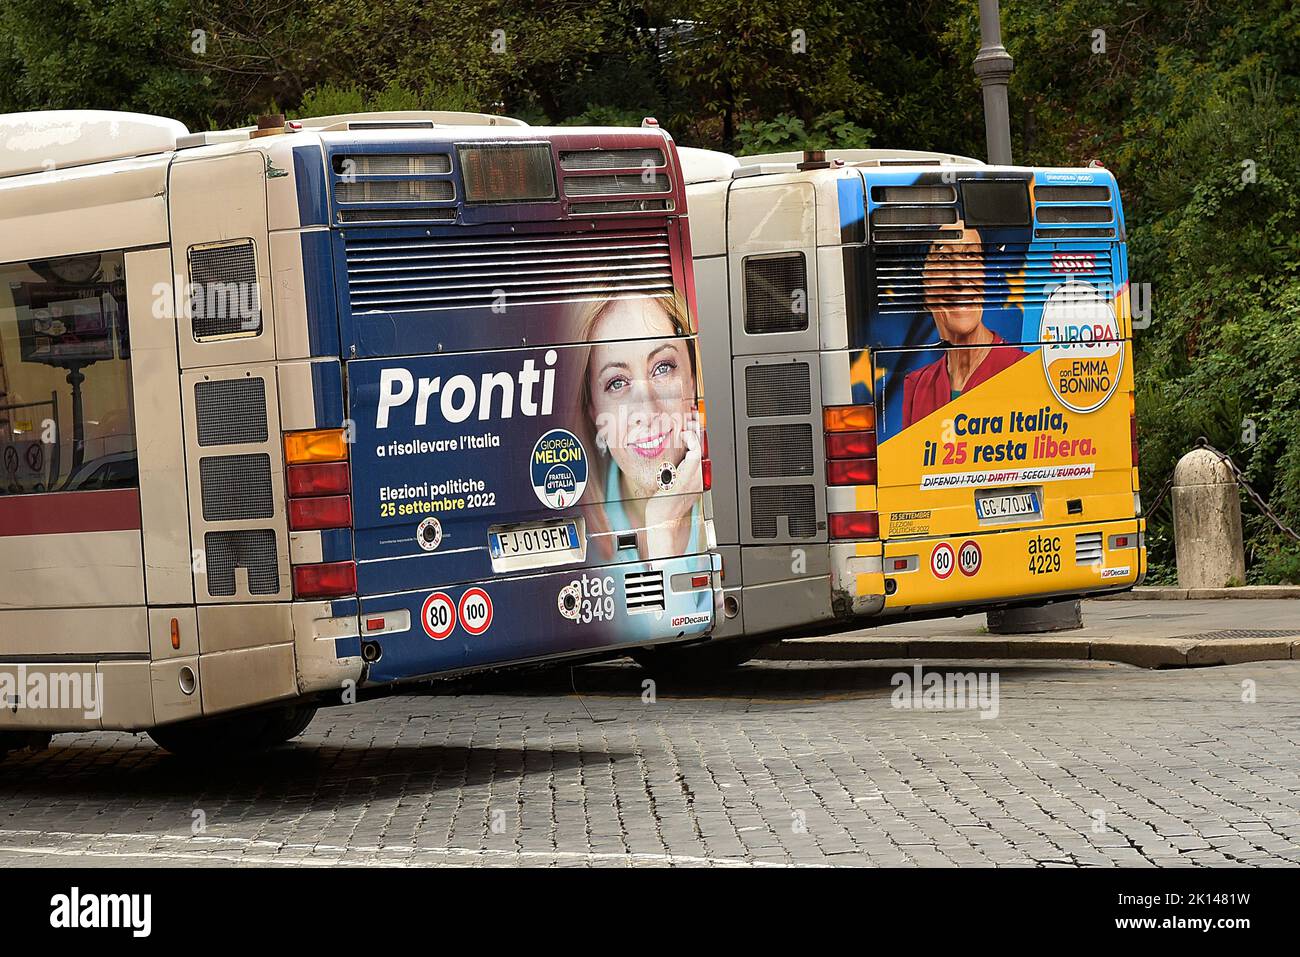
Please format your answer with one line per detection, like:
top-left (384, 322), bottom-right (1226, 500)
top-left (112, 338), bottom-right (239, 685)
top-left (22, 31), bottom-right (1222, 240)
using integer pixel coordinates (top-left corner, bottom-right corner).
top-left (560, 149), bottom-right (665, 170)
top-left (743, 253), bottom-right (809, 334)
top-left (624, 569), bottom-right (665, 613)
top-left (195, 377), bottom-right (268, 447)
top-left (339, 208), bottom-right (457, 224)
top-left (569, 199), bottom-right (672, 215)
top-left (745, 363), bottom-right (812, 417)
top-left (563, 174), bottom-right (671, 196)
top-left (748, 424), bottom-right (814, 478)
top-left (1075, 531), bottom-right (1104, 565)
top-left (199, 453), bottom-right (274, 521)
top-left (750, 485), bottom-right (818, 539)
top-left (344, 228), bottom-right (674, 313)
top-left (1035, 185), bottom-right (1111, 203)
top-left (205, 529), bottom-right (279, 597)
top-left (188, 240), bottom-right (262, 340)
top-left (874, 244), bottom-right (1115, 312)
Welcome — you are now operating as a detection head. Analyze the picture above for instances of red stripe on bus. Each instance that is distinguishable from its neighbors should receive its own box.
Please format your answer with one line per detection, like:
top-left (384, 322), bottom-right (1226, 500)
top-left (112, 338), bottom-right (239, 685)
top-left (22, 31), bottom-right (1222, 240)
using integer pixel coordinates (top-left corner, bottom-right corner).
top-left (0, 488), bottom-right (142, 537)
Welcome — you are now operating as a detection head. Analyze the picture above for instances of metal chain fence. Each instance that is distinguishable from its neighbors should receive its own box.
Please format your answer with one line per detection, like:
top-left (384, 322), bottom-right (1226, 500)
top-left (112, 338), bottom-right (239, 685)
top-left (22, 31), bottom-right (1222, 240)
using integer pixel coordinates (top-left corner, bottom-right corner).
top-left (1145, 438), bottom-right (1300, 544)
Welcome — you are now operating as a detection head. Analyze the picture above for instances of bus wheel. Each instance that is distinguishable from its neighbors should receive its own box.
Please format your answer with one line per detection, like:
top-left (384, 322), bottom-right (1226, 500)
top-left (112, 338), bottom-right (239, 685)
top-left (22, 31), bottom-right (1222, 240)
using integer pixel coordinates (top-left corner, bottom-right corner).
top-left (253, 704), bottom-right (319, 748)
top-left (630, 638), bottom-right (772, 678)
top-left (148, 704), bottom-right (318, 756)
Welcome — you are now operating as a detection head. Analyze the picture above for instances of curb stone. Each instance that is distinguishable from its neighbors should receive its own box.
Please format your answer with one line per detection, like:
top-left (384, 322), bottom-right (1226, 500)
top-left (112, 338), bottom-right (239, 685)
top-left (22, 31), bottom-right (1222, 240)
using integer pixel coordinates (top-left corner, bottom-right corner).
top-left (1095, 585), bottom-right (1300, 600)
top-left (758, 634), bottom-right (1298, 669)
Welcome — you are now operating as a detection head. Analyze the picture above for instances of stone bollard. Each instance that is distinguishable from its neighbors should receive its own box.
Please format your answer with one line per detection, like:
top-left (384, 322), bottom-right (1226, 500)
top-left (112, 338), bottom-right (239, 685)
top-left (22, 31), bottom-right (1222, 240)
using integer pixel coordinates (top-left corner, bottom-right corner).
top-left (987, 598), bottom-right (1083, 634)
top-left (1172, 448), bottom-right (1246, 587)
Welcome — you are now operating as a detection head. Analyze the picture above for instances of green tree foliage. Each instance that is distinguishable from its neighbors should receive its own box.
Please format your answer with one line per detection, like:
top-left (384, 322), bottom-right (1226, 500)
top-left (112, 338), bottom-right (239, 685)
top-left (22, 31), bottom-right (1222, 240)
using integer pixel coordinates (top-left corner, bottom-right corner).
top-left (957, 0), bottom-right (1300, 578)
top-left (4, 0), bottom-right (1298, 575)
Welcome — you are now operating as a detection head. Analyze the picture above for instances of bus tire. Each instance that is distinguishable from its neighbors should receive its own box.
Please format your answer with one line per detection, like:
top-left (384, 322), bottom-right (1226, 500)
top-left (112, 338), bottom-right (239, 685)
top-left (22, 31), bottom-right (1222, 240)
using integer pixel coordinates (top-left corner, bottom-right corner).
top-left (148, 704), bottom-right (318, 756)
top-left (630, 638), bottom-right (771, 677)
top-left (253, 704), bottom-right (319, 748)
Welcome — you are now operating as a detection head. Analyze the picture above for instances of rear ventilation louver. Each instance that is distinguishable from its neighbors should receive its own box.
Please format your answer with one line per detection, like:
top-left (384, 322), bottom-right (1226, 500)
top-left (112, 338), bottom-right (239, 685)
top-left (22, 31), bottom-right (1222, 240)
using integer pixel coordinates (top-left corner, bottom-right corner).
top-left (345, 228), bottom-right (673, 314)
top-left (559, 149), bottom-right (674, 214)
top-left (331, 152), bottom-right (455, 224)
top-left (745, 363), bottom-right (812, 417)
top-left (869, 185), bottom-right (960, 242)
top-left (560, 149), bottom-right (664, 170)
top-left (743, 253), bottom-right (809, 334)
top-left (199, 453), bottom-right (274, 521)
top-left (194, 377), bottom-right (268, 447)
top-left (205, 529), bottom-right (279, 596)
top-left (1075, 531), bottom-right (1104, 565)
top-left (624, 570), bottom-right (665, 614)
top-left (187, 240), bottom-right (262, 341)
top-left (564, 174), bottom-right (670, 196)
top-left (748, 424), bottom-right (814, 478)
top-left (1034, 184), bottom-right (1115, 237)
top-left (750, 486), bottom-right (818, 539)
top-left (874, 243), bottom-right (1116, 313)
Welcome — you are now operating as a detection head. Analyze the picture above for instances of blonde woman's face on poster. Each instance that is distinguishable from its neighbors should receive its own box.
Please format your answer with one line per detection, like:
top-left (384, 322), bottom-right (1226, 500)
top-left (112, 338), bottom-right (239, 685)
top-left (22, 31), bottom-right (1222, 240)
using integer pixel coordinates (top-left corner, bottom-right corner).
top-left (586, 298), bottom-right (696, 497)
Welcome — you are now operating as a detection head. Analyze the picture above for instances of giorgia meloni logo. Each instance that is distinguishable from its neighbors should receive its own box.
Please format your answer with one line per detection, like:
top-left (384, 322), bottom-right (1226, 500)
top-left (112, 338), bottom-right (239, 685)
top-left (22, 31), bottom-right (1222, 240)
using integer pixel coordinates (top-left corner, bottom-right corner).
top-left (531, 428), bottom-right (588, 508)
top-left (1039, 280), bottom-right (1123, 413)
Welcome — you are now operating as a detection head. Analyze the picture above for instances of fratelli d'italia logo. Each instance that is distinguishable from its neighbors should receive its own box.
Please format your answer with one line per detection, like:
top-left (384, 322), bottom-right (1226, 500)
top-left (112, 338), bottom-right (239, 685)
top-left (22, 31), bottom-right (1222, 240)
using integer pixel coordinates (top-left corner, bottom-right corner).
top-left (531, 429), bottom-right (588, 509)
top-left (1040, 280), bottom-right (1123, 413)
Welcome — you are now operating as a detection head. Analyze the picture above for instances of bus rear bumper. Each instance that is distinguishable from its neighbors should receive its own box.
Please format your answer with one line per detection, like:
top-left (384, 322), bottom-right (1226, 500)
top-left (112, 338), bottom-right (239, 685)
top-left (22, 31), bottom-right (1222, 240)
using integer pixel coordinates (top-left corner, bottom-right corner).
top-left (872, 517), bottom-right (1145, 617)
top-left (350, 553), bottom-right (718, 687)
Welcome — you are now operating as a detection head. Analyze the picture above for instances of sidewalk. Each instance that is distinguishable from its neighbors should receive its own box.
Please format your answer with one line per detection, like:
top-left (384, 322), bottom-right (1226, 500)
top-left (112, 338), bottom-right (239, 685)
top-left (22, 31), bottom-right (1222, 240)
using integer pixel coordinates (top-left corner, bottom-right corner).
top-left (761, 599), bottom-right (1300, 668)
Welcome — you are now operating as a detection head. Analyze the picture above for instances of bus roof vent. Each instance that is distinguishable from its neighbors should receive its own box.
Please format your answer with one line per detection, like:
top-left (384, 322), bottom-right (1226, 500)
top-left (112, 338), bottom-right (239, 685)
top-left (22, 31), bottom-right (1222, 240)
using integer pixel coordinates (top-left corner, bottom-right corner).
top-left (740, 148), bottom-right (984, 167)
top-left (297, 110), bottom-right (528, 130)
top-left (0, 110), bottom-right (189, 179)
top-left (676, 147), bottom-right (740, 184)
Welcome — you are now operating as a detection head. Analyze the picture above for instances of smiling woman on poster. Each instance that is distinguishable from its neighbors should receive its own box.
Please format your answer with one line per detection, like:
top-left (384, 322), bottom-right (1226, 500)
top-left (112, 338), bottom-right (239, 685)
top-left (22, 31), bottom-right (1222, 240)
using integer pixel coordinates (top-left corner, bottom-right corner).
top-left (572, 292), bottom-right (703, 562)
top-left (902, 242), bottom-right (1027, 428)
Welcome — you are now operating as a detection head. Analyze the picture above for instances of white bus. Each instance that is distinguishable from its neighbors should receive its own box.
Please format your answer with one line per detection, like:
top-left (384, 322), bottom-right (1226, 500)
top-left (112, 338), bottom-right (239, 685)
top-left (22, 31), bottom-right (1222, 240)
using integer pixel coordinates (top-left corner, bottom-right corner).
top-left (0, 110), bottom-right (718, 757)
top-left (668, 147), bottom-right (1143, 667)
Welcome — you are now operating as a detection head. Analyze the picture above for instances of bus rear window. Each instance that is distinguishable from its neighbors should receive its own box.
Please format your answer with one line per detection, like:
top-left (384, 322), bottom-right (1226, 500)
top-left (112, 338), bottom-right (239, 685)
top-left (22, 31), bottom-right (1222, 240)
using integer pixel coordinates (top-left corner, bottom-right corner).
top-left (961, 181), bottom-right (1030, 226)
top-left (458, 143), bottom-right (556, 203)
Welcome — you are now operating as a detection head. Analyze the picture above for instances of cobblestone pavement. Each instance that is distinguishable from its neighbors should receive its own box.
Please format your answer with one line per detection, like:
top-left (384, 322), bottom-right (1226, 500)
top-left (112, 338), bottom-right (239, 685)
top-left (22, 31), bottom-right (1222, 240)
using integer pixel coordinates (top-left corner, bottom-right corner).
top-left (1, 658), bottom-right (1299, 867)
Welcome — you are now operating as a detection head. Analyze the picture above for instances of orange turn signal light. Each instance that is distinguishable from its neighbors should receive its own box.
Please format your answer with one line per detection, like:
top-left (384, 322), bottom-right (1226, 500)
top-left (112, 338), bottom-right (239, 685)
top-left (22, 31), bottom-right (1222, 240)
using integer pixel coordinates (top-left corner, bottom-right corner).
top-left (824, 405), bottom-right (875, 433)
top-left (284, 428), bottom-right (349, 465)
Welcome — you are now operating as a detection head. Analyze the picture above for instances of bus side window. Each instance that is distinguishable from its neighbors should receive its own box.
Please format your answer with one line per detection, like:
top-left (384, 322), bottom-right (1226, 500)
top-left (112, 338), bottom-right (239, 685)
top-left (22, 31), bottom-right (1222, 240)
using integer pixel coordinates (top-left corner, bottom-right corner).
top-left (0, 250), bottom-right (137, 495)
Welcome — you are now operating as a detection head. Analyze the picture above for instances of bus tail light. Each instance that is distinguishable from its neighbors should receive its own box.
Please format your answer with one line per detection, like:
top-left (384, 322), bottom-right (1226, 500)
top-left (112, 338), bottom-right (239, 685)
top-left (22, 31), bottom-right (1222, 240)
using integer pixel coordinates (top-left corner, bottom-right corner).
top-left (697, 401), bottom-right (712, 491)
top-left (287, 461), bottom-right (351, 496)
top-left (824, 404), bottom-right (875, 433)
top-left (284, 428), bottom-right (349, 465)
top-left (284, 428), bottom-right (355, 595)
top-left (826, 430), bottom-right (877, 459)
top-left (293, 561), bottom-right (357, 599)
top-left (826, 458), bottom-right (878, 486)
top-left (829, 511), bottom-right (879, 540)
top-left (288, 495), bottom-right (353, 531)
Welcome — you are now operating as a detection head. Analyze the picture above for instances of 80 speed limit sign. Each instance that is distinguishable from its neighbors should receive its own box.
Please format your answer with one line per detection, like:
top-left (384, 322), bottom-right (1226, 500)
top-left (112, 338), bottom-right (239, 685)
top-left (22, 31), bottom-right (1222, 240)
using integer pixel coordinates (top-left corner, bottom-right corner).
top-left (420, 592), bottom-right (456, 640)
top-left (930, 542), bottom-right (955, 580)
